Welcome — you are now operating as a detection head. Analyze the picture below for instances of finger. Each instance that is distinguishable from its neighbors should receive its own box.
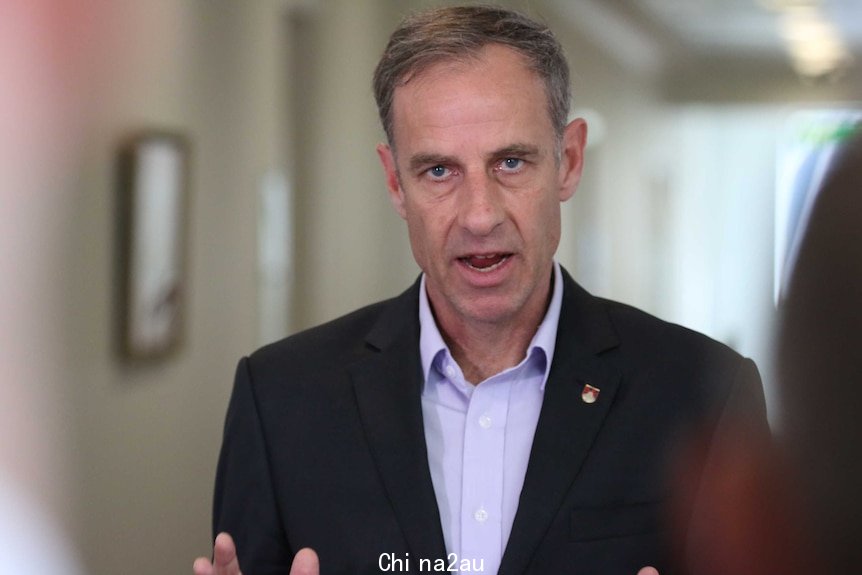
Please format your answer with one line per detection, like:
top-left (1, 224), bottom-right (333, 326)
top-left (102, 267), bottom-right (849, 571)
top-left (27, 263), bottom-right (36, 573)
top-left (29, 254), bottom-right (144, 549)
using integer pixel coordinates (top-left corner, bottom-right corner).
top-left (192, 556), bottom-right (214, 575)
top-left (289, 548), bottom-right (320, 575)
top-left (212, 532), bottom-right (242, 575)
top-left (637, 567), bottom-right (659, 575)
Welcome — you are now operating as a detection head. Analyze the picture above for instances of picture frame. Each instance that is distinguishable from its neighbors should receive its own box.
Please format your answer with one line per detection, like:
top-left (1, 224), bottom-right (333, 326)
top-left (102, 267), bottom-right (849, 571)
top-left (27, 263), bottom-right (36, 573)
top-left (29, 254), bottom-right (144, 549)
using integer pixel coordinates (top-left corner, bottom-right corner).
top-left (116, 131), bottom-right (191, 360)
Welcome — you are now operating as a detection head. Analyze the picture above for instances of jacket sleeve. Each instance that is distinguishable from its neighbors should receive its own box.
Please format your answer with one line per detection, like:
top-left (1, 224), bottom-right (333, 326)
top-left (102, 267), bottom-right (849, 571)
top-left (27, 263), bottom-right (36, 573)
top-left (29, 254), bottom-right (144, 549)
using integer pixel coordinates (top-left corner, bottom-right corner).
top-left (213, 356), bottom-right (293, 575)
top-left (677, 356), bottom-right (773, 575)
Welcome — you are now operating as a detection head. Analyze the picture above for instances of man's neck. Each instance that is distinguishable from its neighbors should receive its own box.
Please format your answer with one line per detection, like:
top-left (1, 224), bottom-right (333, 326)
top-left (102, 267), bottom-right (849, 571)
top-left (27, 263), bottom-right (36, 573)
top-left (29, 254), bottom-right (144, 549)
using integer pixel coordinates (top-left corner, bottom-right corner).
top-left (442, 319), bottom-right (542, 384)
top-left (429, 271), bottom-right (554, 385)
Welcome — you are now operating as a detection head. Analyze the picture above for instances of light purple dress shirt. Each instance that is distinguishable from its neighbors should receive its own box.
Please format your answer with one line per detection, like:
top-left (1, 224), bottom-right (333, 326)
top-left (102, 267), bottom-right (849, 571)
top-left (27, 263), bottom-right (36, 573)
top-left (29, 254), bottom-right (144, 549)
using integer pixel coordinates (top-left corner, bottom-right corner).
top-left (419, 263), bottom-right (563, 575)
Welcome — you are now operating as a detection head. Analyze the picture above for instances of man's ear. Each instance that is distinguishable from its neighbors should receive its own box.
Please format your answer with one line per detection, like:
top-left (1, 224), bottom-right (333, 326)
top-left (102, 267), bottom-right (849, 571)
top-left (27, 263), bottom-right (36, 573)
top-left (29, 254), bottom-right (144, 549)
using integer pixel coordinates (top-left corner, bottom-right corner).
top-left (558, 118), bottom-right (588, 202)
top-left (377, 143), bottom-right (407, 220)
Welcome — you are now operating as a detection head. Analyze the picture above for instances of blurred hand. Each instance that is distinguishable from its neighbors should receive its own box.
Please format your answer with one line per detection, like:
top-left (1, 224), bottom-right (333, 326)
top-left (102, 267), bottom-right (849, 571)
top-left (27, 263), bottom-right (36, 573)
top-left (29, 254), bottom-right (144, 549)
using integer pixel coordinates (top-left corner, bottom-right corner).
top-left (637, 567), bottom-right (659, 575)
top-left (193, 532), bottom-right (319, 575)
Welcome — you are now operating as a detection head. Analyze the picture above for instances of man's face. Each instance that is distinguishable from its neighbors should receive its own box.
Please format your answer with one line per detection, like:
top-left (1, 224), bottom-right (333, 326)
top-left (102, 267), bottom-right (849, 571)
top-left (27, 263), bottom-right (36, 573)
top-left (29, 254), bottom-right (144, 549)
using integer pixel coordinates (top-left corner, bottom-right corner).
top-left (377, 44), bottom-right (586, 331)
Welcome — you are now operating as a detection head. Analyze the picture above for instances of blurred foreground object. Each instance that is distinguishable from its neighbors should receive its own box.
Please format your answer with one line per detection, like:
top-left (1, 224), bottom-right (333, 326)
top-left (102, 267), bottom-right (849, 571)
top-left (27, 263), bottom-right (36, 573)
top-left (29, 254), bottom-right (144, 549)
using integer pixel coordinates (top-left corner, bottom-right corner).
top-left (670, 128), bottom-right (862, 575)
top-left (778, 128), bottom-right (862, 575)
top-left (0, 0), bottom-right (114, 573)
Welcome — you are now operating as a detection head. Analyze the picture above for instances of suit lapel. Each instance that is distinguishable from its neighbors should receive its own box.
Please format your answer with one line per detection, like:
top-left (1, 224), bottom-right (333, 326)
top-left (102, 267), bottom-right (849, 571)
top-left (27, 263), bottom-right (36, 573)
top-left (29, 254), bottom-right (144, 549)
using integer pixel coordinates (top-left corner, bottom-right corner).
top-left (499, 271), bottom-right (622, 575)
top-left (350, 280), bottom-right (448, 566)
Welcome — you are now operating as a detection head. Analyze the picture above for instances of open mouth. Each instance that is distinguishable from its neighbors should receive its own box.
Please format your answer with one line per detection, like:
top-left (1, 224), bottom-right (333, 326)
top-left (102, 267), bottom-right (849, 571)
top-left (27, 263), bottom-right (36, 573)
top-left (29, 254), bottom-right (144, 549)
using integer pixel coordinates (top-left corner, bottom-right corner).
top-left (459, 253), bottom-right (512, 273)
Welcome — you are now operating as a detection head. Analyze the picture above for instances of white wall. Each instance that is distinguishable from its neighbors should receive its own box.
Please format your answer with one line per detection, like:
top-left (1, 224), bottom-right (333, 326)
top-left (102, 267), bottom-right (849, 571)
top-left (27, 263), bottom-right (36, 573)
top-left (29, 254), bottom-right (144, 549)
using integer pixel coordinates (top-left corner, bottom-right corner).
top-left (652, 106), bottom-right (786, 417)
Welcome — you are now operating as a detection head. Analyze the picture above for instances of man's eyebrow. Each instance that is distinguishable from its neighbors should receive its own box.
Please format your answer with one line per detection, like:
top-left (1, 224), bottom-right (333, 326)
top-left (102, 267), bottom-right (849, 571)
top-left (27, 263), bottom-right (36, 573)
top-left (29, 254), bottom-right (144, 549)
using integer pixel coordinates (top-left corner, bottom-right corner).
top-left (490, 143), bottom-right (541, 159)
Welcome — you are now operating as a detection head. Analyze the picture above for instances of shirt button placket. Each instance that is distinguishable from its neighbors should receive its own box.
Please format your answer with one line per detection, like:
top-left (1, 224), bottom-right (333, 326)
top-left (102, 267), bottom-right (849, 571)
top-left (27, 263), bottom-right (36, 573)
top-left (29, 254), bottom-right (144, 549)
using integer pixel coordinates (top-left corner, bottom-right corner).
top-left (460, 382), bottom-right (504, 573)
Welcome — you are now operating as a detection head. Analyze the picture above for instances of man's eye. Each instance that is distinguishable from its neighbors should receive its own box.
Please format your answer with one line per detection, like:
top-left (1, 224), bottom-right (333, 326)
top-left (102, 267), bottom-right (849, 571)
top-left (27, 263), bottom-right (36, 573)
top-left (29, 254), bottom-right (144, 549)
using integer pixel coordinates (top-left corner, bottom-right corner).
top-left (427, 165), bottom-right (449, 179)
top-left (499, 158), bottom-right (523, 172)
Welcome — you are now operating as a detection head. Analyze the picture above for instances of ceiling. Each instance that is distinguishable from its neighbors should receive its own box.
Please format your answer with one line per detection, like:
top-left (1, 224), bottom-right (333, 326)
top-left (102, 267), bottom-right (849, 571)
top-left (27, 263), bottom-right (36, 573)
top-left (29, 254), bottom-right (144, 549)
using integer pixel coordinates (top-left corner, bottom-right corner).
top-left (549, 0), bottom-right (862, 77)
top-left (632, 0), bottom-right (862, 55)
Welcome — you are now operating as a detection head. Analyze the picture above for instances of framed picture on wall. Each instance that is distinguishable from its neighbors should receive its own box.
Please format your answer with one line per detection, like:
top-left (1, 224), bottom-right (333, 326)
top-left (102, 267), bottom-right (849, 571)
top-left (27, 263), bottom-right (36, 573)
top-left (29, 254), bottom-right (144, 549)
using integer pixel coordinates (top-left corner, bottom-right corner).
top-left (116, 131), bottom-right (191, 360)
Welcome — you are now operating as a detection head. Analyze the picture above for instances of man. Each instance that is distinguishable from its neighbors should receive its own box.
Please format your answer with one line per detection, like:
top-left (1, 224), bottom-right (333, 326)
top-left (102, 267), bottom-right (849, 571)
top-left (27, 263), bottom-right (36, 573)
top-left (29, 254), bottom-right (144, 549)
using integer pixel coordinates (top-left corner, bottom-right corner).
top-left (195, 5), bottom-right (765, 575)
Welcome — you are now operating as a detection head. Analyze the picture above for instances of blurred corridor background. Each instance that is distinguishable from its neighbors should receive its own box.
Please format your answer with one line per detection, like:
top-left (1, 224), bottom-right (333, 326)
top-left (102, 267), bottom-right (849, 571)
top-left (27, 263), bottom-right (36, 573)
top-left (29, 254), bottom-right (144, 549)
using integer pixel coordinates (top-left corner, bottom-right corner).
top-left (1, 0), bottom-right (860, 573)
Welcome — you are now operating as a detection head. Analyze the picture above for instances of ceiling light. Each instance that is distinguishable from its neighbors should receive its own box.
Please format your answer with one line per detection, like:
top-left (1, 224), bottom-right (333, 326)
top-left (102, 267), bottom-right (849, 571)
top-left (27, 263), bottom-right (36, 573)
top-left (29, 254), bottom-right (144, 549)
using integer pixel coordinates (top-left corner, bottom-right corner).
top-left (776, 5), bottom-right (852, 79)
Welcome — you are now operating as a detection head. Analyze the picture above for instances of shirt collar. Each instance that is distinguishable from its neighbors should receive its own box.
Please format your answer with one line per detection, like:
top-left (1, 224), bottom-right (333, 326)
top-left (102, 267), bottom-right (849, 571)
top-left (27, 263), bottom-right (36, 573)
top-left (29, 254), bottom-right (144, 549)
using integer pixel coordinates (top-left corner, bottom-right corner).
top-left (418, 262), bottom-right (563, 391)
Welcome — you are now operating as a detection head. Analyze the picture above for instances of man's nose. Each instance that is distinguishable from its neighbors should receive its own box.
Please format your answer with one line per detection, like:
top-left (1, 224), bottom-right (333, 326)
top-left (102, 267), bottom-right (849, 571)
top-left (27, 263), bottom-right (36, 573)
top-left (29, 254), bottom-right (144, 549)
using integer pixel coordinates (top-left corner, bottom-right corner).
top-left (456, 173), bottom-right (505, 236)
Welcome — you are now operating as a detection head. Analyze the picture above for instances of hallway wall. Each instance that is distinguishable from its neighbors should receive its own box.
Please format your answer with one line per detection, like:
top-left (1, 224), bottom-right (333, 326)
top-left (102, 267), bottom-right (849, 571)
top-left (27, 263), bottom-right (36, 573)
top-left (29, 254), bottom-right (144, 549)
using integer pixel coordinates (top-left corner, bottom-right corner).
top-left (69, 1), bottom-right (287, 573)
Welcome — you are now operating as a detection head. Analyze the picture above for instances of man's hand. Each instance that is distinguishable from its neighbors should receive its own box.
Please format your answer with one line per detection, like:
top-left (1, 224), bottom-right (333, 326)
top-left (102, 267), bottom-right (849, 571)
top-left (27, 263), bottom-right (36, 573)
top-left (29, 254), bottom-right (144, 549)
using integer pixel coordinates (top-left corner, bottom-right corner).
top-left (193, 532), bottom-right (320, 575)
top-left (288, 548), bottom-right (320, 575)
top-left (193, 533), bottom-right (241, 575)
top-left (637, 567), bottom-right (659, 575)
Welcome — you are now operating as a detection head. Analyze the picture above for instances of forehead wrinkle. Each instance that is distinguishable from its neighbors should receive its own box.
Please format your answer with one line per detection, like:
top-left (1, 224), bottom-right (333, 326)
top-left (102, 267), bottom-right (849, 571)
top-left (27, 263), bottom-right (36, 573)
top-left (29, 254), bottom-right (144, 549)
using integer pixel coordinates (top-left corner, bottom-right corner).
top-left (390, 45), bottom-right (557, 168)
top-left (394, 50), bottom-right (546, 129)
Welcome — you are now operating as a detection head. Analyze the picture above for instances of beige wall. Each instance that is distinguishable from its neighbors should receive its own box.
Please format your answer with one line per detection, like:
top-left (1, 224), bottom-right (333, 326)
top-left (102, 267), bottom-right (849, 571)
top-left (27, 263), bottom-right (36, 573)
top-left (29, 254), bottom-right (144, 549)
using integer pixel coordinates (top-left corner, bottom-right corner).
top-left (290, 0), bottom-right (417, 332)
top-left (70, 1), bottom-right (287, 573)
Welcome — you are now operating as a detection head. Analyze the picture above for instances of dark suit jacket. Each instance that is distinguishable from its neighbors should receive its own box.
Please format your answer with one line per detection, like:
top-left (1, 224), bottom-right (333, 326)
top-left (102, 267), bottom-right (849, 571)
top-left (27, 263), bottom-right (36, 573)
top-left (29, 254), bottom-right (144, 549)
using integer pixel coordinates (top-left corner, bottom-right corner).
top-left (213, 269), bottom-right (766, 575)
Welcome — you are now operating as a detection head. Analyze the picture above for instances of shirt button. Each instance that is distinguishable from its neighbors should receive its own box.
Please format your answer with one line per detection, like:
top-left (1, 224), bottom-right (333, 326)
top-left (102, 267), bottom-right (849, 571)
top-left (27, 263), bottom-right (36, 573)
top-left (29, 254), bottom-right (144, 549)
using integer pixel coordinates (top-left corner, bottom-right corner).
top-left (473, 507), bottom-right (488, 523)
top-left (445, 364), bottom-right (456, 378)
top-left (478, 414), bottom-right (492, 429)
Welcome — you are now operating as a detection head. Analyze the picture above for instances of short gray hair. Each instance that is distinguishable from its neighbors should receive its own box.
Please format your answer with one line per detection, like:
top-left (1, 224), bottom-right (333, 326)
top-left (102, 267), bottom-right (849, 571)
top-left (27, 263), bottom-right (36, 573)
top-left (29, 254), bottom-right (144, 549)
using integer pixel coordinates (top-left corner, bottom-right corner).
top-left (372, 4), bottom-right (571, 147)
